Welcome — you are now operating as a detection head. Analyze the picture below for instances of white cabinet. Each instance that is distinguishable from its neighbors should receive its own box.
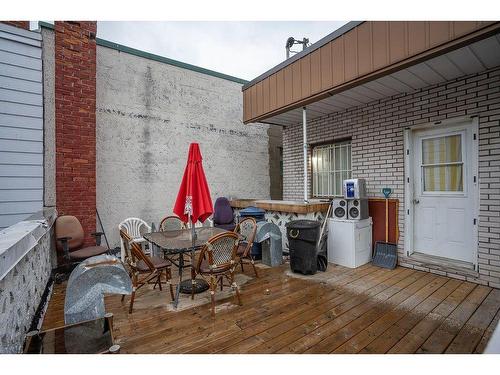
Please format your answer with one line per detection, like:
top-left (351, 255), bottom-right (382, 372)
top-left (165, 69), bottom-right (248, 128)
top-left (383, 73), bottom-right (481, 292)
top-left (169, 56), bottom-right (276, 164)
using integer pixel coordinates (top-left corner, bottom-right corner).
top-left (327, 217), bottom-right (372, 268)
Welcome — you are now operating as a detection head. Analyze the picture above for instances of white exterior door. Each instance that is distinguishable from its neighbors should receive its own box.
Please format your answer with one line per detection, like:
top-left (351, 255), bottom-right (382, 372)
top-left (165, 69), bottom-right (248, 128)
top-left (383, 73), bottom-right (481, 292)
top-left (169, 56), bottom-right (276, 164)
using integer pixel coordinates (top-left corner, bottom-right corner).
top-left (412, 121), bottom-right (477, 263)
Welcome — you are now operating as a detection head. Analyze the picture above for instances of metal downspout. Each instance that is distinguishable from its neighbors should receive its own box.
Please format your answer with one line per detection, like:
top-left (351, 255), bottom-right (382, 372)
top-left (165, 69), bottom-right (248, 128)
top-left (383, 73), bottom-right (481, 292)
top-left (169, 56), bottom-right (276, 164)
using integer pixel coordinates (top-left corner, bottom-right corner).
top-left (303, 107), bottom-right (308, 203)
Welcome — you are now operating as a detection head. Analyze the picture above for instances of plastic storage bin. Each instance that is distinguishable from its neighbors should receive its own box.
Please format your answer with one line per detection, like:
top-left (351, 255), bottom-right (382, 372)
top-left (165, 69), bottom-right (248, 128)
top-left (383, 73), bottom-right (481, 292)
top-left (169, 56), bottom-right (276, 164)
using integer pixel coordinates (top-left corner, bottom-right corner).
top-left (239, 206), bottom-right (265, 222)
top-left (239, 206), bottom-right (266, 259)
top-left (286, 220), bottom-right (321, 275)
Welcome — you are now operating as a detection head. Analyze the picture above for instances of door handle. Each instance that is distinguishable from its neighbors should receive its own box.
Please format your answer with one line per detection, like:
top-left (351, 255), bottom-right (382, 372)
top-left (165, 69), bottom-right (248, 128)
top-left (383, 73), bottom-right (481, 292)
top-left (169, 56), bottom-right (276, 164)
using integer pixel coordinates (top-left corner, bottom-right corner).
top-left (412, 199), bottom-right (420, 204)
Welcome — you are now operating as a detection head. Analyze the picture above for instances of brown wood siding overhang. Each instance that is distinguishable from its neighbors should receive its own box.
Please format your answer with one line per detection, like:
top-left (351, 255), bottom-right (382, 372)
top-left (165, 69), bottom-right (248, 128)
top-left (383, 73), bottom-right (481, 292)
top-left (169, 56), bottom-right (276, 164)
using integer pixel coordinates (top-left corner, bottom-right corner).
top-left (243, 21), bottom-right (500, 124)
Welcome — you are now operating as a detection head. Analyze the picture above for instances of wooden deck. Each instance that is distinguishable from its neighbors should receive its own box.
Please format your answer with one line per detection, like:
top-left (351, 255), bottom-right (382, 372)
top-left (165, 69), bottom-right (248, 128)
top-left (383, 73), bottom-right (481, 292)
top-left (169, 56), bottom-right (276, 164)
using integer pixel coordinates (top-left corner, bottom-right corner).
top-left (42, 263), bottom-right (500, 353)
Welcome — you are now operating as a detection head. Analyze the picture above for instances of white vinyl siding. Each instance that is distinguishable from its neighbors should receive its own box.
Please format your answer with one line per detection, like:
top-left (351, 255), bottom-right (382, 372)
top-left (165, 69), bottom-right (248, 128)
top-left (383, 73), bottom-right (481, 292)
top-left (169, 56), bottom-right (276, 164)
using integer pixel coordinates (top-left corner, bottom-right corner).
top-left (312, 141), bottom-right (351, 197)
top-left (0, 23), bottom-right (43, 230)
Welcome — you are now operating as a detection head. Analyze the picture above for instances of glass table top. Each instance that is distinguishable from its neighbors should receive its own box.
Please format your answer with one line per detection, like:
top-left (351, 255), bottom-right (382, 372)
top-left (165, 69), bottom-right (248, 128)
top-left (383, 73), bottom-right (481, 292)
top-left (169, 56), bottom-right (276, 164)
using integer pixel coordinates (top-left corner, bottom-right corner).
top-left (25, 316), bottom-right (114, 354)
top-left (143, 227), bottom-right (226, 253)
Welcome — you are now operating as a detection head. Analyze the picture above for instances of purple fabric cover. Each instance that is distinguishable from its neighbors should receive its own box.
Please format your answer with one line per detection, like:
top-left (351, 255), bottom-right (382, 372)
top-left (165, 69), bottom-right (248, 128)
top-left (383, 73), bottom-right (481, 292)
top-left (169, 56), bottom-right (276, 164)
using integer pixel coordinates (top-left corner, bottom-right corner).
top-left (214, 222), bottom-right (236, 231)
top-left (213, 197), bottom-right (234, 225)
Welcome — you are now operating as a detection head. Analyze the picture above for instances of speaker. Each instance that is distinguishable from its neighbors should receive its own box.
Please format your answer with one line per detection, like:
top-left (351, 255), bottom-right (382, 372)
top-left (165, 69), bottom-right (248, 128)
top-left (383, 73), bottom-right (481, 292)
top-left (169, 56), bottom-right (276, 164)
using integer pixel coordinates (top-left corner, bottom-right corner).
top-left (343, 178), bottom-right (367, 199)
top-left (347, 199), bottom-right (369, 220)
top-left (332, 198), bottom-right (348, 219)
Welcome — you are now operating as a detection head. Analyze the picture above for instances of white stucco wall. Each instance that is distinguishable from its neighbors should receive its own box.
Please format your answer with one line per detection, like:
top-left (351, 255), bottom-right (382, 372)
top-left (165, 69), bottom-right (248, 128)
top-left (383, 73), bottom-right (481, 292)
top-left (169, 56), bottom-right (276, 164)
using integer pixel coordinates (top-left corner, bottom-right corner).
top-left (96, 46), bottom-right (271, 247)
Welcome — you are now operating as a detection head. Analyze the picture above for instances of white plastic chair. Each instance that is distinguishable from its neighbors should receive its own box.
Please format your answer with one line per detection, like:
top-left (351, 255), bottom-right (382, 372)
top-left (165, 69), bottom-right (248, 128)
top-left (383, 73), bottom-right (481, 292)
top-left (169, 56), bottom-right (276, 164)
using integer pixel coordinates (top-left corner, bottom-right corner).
top-left (118, 217), bottom-right (151, 262)
top-left (190, 217), bottom-right (213, 228)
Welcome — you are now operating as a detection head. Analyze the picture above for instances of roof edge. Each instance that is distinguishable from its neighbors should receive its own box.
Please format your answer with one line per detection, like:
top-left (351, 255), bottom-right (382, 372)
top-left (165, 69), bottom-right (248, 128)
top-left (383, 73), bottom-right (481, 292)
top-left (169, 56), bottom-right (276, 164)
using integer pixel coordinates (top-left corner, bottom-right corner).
top-left (241, 21), bottom-right (362, 90)
top-left (38, 21), bottom-right (248, 85)
top-left (0, 22), bottom-right (42, 41)
top-left (38, 21), bottom-right (54, 30)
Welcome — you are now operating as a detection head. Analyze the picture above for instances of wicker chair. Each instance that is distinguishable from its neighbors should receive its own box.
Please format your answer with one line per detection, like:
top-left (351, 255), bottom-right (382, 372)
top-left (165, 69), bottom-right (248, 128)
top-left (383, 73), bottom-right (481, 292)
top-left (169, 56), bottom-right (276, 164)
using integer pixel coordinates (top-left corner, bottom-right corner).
top-left (193, 232), bottom-right (242, 317)
top-left (159, 215), bottom-right (186, 231)
top-left (234, 217), bottom-right (259, 277)
top-left (119, 230), bottom-right (174, 313)
top-left (159, 215), bottom-right (192, 267)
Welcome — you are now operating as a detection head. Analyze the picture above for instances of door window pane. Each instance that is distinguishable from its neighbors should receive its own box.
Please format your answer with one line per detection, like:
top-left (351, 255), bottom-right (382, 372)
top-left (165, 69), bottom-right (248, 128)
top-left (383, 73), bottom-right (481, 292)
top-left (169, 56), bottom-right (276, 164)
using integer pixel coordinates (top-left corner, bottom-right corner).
top-left (422, 134), bottom-right (462, 164)
top-left (423, 165), bottom-right (463, 192)
top-left (421, 134), bottom-right (463, 192)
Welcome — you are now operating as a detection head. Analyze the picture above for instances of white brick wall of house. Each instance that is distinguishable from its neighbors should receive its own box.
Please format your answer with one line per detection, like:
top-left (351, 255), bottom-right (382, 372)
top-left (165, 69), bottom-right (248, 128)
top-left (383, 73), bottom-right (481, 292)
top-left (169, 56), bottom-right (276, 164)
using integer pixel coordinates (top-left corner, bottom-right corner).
top-left (282, 67), bottom-right (500, 288)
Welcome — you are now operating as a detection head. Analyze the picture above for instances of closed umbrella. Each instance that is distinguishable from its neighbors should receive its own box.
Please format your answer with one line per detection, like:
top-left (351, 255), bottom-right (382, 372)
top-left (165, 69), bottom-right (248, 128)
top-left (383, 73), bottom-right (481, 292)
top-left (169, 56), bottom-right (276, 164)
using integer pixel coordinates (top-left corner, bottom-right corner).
top-left (172, 143), bottom-right (213, 305)
top-left (173, 143), bottom-right (213, 231)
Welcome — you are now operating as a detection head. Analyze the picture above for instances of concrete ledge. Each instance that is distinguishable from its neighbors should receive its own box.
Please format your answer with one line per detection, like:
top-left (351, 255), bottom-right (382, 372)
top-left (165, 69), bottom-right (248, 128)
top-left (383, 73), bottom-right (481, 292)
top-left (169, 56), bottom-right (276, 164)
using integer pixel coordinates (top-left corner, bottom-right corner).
top-left (399, 253), bottom-right (482, 284)
top-left (0, 208), bottom-right (57, 281)
top-left (0, 207), bottom-right (57, 353)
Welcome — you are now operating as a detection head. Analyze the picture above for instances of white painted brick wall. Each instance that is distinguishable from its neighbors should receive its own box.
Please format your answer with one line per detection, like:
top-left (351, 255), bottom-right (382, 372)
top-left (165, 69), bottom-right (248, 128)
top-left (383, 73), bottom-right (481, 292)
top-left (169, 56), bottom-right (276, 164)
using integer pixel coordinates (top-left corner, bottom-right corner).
top-left (283, 67), bottom-right (500, 287)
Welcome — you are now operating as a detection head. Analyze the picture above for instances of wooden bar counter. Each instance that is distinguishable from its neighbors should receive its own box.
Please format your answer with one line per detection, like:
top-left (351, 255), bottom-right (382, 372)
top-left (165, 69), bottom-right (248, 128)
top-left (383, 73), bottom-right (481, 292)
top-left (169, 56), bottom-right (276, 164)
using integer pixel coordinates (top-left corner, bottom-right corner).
top-left (229, 199), bottom-right (330, 214)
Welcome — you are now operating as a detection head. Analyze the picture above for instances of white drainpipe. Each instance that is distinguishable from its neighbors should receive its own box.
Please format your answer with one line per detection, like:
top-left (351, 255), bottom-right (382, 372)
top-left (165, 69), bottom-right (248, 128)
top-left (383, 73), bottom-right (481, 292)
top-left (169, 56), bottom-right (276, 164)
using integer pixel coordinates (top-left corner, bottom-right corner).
top-left (302, 106), bottom-right (308, 203)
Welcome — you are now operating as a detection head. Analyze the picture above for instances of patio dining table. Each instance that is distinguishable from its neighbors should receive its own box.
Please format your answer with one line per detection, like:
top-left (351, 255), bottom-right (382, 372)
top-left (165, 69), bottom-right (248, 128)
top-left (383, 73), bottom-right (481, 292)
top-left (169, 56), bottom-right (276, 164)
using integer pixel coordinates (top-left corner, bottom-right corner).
top-left (143, 227), bottom-right (227, 308)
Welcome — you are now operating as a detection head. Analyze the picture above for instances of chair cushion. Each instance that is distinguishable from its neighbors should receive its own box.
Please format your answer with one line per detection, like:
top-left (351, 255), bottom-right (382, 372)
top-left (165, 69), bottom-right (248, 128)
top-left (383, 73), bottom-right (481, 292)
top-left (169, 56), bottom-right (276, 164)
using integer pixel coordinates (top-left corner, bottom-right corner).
top-left (214, 222), bottom-right (236, 231)
top-left (136, 255), bottom-right (170, 272)
top-left (55, 215), bottom-right (85, 252)
top-left (237, 242), bottom-right (248, 256)
top-left (213, 197), bottom-right (234, 225)
top-left (69, 245), bottom-right (107, 260)
top-left (198, 258), bottom-right (232, 274)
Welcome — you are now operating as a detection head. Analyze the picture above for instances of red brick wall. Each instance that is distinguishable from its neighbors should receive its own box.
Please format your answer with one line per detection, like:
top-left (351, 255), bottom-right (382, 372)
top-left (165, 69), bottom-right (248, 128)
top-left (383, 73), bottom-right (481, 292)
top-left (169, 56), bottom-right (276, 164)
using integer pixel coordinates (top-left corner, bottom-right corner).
top-left (54, 21), bottom-right (97, 245)
top-left (1, 21), bottom-right (29, 29)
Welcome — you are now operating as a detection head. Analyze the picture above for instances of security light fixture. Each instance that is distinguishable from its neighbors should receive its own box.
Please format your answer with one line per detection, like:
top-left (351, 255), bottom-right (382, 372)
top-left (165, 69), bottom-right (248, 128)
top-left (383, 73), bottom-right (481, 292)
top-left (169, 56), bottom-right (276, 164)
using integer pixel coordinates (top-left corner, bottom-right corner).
top-left (285, 37), bottom-right (310, 59)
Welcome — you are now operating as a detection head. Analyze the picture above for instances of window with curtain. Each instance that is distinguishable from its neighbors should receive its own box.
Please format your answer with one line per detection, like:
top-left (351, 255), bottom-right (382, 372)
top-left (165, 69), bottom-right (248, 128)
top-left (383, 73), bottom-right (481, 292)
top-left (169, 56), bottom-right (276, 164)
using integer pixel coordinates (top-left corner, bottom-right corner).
top-left (312, 141), bottom-right (351, 197)
top-left (421, 134), bottom-right (463, 192)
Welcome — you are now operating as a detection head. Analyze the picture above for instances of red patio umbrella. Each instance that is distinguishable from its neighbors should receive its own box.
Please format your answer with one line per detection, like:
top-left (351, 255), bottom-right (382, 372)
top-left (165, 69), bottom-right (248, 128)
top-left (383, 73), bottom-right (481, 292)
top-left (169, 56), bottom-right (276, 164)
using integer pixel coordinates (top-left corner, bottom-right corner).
top-left (173, 143), bottom-right (213, 226)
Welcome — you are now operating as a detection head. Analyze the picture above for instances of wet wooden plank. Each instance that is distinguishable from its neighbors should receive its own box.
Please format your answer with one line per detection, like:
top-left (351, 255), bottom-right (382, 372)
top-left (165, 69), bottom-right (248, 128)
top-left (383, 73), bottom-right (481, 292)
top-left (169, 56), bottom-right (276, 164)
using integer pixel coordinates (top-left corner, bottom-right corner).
top-left (475, 305), bottom-right (500, 353)
top-left (335, 278), bottom-right (462, 353)
top-left (281, 269), bottom-right (426, 354)
top-left (305, 272), bottom-right (440, 353)
top-left (417, 285), bottom-right (491, 353)
top-left (122, 269), bottom-right (306, 353)
top-left (242, 268), bottom-right (410, 353)
top-left (176, 280), bottom-right (343, 354)
top-left (384, 281), bottom-right (476, 354)
top-left (446, 288), bottom-right (500, 353)
top-left (185, 266), bottom-right (400, 353)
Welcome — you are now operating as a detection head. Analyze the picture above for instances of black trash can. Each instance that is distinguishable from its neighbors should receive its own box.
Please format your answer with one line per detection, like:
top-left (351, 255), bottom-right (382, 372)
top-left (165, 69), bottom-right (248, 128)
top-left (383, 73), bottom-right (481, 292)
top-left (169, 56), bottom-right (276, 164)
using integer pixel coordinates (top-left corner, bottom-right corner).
top-left (239, 206), bottom-right (266, 259)
top-left (286, 220), bottom-right (321, 275)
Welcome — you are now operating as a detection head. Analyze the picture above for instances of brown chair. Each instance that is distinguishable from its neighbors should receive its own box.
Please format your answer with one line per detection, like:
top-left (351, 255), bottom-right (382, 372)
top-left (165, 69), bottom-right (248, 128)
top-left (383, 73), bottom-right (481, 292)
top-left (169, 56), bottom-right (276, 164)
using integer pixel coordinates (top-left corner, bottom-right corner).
top-left (159, 215), bottom-right (190, 266)
top-left (55, 215), bottom-right (108, 261)
top-left (193, 231), bottom-right (242, 318)
top-left (120, 230), bottom-right (174, 313)
top-left (159, 215), bottom-right (186, 231)
top-left (234, 217), bottom-right (259, 277)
